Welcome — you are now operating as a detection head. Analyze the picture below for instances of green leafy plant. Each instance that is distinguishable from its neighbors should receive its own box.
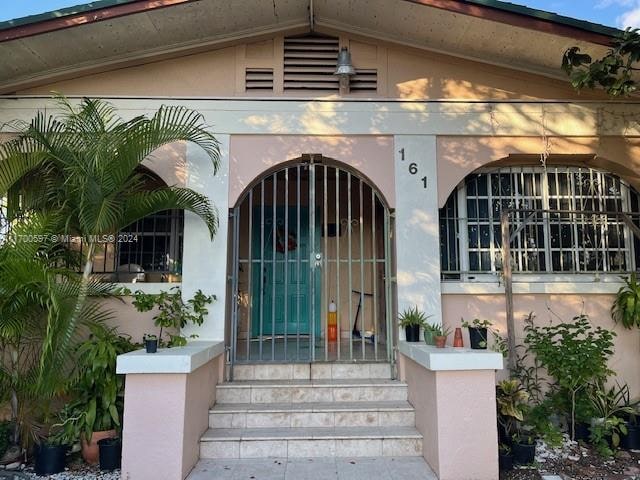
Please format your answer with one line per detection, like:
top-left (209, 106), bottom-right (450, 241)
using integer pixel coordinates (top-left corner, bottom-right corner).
top-left (461, 318), bottom-right (492, 329)
top-left (0, 214), bottom-right (115, 449)
top-left (431, 324), bottom-right (451, 338)
top-left (398, 307), bottom-right (431, 328)
top-left (496, 379), bottom-right (529, 439)
top-left (131, 287), bottom-right (215, 347)
top-left (70, 325), bottom-right (136, 442)
top-left (562, 28), bottom-right (640, 97)
top-left (524, 314), bottom-right (615, 440)
top-left (611, 273), bottom-right (640, 329)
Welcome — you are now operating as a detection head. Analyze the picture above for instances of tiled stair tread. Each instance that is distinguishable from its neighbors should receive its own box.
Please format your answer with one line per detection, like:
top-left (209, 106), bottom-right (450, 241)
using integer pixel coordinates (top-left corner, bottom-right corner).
top-left (201, 426), bottom-right (422, 441)
top-left (218, 379), bottom-right (405, 388)
top-left (210, 401), bottom-right (414, 413)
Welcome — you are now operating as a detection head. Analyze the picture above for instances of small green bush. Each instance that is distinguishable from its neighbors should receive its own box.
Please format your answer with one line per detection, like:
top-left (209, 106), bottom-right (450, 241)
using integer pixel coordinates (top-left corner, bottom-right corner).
top-left (0, 421), bottom-right (11, 458)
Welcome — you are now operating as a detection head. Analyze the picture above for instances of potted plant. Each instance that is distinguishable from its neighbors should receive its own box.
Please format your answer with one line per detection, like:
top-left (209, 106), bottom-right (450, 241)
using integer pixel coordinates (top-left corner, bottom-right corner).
top-left (98, 437), bottom-right (122, 471)
top-left (621, 410), bottom-right (640, 450)
top-left (398, 307), bottom-right (430, 343)
top-left (423, 323), bottom-right (438, 346)
top-left (73, 326), bottom-right (135, 464)
top-left (498, 443), bottom-right (513, 471)
top-left (144, 334), bottom-right (158, 353)
top-left (612, 272), bottom-right (640, 329)
top-left (432, 325), bottom-right (451, 348)
top-left (587, 380), bottom-right (636, 456)
top-left (512, 432), bottom-right (536, 465)
top-left (34, 406), bottom-right (79, 476)
top-left (130, 287), bottom-right (215, 348)
top-left (461, 318), bottom-right (492, 349)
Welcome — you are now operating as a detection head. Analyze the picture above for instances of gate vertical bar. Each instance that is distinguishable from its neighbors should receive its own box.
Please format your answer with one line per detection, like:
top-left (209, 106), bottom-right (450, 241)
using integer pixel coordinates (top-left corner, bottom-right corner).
top-left (359, 178), bottom-right (365, 360)
top-left (230, 206), bottom-right (240, 375)
top-left (323, 164), bottom-right (329, 361)
top-left (309, 162), bottom-right (316, 362)
top-left (384, 207), bottom-right (392, 362)
top-left (347, 171), bottom-right (353, 360)
top-left (371, 191), bottom-right (378, 361)
top-left (335, 167), bottom-right (341, 361)
top-left (259, 180), bottom-right (265, 361)
top-left (247, 189), bottom-right (253, 362)
top-left (296, 165), bottom-right (301, 360)
top-left (284, 168), bottom-right (289, 361)
top-left (271, 173), bottom-right (277, 361)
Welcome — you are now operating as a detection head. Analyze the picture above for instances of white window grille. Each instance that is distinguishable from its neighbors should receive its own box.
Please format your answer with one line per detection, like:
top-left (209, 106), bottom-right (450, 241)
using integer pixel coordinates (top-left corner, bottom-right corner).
top-left (440, 166), bottom-right (640, 280)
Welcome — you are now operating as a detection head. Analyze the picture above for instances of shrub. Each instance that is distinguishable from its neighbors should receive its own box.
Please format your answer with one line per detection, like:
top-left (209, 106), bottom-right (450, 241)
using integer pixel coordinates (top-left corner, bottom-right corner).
top-left (523, 314), bottom-right (615, 440)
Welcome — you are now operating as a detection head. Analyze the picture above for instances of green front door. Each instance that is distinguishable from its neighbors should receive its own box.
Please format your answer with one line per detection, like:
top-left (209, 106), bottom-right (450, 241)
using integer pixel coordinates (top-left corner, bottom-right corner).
top-left (251, 206), bottom-right (321, 339)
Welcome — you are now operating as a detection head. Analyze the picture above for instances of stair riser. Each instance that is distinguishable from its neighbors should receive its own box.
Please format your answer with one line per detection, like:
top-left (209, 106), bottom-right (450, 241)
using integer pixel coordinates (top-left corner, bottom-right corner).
top-left (210, 410), bottom-right (415, 429)
top-left (216, 385), bottom-right (407, 404)
top-left (233, 363), bottom-right (391, 381)
top-left (200, 438), bottom-right (422, 459)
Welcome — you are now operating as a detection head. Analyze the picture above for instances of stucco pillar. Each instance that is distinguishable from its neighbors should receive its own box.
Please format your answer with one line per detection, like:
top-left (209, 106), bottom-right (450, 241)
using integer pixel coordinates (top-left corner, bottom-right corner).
top-left (399, 342), bottom-right (502, 480)
top-left (393, 135), bottom-right (442, 336)
top-left (182, 134), bottom-right (230, 341)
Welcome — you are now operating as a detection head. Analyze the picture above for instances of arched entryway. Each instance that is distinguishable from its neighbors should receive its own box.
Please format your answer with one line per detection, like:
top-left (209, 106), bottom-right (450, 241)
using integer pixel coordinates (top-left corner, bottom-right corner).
top-left (229, 156), bottom-right (393, 365)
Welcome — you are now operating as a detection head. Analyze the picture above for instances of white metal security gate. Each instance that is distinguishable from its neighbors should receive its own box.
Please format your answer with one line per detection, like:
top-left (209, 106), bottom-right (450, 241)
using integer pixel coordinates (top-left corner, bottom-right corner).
top-left (229, 157), bottom-right (393, 367)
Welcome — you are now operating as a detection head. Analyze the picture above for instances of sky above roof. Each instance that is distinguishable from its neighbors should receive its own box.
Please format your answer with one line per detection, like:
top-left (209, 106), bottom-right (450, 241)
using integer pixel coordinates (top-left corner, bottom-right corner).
top-left (0, 0), bottom-right (639, 29)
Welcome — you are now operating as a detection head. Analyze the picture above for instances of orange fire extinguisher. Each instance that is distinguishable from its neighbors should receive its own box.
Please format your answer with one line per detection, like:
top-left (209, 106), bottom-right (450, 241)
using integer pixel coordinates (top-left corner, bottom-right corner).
top-left (328, 300), bottom-right (338, 342)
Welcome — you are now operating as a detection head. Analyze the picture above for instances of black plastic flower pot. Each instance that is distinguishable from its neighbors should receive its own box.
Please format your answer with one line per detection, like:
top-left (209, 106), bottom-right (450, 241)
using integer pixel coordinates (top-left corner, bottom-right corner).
top-left (405, 325), bottom-right (420, 342)
top-left (512, 442), bottom-right (536, 465)
top-left (569, 422), bottom-right (591, 442)
top-left (145, 338), bottom-right (158, 353)
top-left (98, 437), bottom-right (122, 471)
top-left (34, 443), bottom-right (67, 476)
top-left (468, 327), bottom-right (488, 349)
top-left (621, 423), bottom-right (640, 450)
top-left (498, 452), bottom-right (514, 471)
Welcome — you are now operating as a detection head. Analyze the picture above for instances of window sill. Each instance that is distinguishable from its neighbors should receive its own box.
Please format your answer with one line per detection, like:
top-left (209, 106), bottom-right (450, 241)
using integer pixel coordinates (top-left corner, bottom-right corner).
top-left (441, 281), bottom-right (624, 295)
top-left (113, 282), bottom-right (181, 295)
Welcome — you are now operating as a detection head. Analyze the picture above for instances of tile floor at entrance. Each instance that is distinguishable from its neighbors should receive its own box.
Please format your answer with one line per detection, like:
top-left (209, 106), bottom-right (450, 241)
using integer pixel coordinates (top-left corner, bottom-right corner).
top-left (186, 457), bottom-right (436, 480)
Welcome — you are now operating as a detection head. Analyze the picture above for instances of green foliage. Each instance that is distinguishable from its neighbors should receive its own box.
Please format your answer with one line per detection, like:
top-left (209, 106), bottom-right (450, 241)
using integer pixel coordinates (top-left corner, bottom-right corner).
top-left (524, 314), bottom-right (615, 440)
top-left (461, 318), bottom-right (492, 329)
top-left (562, 28), bottom-right (640, 97)
top-left (398, 307), bottom-right (431, 328)
top-left (496, 379), bottom-right (538, 443)
top-left (611, 273), bottom-right (640, 329)
top-left (131, 287), bottom-right (215, 347)
top-left (0, 214), bottom-right (116, 448)
top-left (70, 325), bottom-right (136, 441)
top-left (430, 324), bottom-right (451, 337)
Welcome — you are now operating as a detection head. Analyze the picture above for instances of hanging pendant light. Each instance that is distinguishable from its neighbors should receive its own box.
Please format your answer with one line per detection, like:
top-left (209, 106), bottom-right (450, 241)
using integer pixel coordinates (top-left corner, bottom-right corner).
top-left (334, 47), bottom-right (356, 79)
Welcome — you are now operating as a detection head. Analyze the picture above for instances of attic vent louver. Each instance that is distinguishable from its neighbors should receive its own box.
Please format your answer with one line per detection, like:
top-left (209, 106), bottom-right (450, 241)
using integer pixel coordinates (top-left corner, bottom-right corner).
top-left (350, 69), bottom-right (378, 92)
top-left (245, 68), bottom-right (274, 91)
top-left (284, 34), bottom-right (340, 91)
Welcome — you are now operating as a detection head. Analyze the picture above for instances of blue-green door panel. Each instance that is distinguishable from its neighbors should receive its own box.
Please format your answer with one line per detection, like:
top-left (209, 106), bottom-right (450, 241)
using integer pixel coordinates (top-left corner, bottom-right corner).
top-left (251, 206), bottom-right (321, 338)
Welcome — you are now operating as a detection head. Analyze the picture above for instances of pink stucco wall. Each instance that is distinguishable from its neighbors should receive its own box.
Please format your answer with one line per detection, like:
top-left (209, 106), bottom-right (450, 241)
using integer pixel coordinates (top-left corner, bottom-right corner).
top-left (228, 135), bottom-right (395, 207)
top-left (400, 354), bottom-right (499, 480)
top-left (442, 293), bottom-right (640, 396)
top-left (121, 354), bottom-right (222, 480)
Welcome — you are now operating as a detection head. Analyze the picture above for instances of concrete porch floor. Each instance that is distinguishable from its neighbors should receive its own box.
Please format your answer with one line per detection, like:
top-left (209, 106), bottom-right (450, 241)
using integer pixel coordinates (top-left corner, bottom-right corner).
top-left (186, 456), bottom-right (436, 480)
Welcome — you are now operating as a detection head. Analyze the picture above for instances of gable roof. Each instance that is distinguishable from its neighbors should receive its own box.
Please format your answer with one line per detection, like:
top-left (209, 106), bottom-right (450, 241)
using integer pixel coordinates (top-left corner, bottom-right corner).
top-left (0, 0), bottom-right (620, 94)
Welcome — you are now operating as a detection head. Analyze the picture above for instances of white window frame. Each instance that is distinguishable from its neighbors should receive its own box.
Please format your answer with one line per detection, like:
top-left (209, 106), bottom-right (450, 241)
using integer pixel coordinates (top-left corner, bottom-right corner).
top-left (442, 166), bottom-right (638, 283)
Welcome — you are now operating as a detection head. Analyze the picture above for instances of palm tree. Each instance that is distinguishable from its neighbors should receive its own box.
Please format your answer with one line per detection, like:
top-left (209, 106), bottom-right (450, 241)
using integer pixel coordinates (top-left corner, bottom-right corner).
top-left (0, 213), bottom-right (115, 450)
top-left (0, 95), bottom-right (219, 279)
top-left (0, 96), bottom-right (219, 336)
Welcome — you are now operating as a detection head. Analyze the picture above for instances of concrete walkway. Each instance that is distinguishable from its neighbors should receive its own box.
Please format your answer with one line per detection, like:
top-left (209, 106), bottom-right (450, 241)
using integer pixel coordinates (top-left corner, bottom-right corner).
top-left (186, 457), bottom-right (437, 480)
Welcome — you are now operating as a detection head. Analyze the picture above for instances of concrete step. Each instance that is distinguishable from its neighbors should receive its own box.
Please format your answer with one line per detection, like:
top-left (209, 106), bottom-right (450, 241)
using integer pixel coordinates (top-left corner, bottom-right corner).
top-left (233, 363), bottom-right (392, 381)
top-left (209, 401), bottom-right (415, 428)
top-left (199, 426), bottom-right (423, 459)
top-left (215, 379), bottom-right (407, 404)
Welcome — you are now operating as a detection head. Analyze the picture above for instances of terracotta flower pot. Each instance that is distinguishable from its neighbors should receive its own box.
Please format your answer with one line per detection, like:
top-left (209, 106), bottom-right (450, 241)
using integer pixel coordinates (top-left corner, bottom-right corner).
top-left (81, 429), bottom-right (116, 465)
top-left (434, 335), bottom-right (447, 348)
